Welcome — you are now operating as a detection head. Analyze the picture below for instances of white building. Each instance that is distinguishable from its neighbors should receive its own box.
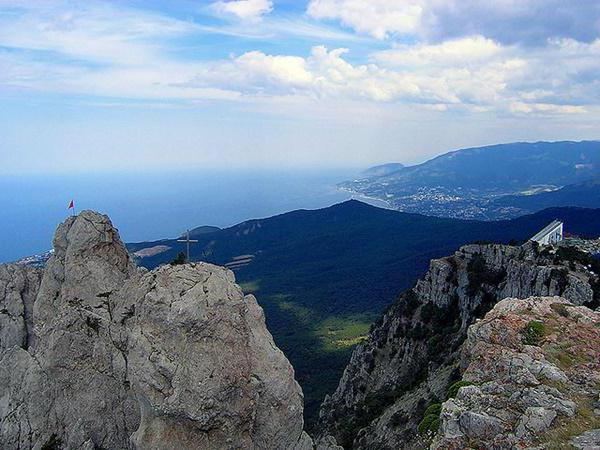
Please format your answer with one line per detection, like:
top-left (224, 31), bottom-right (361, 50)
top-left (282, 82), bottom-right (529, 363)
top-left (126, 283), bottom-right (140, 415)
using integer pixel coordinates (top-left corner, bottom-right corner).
top-left (530, 220), bottom-right (564, 245)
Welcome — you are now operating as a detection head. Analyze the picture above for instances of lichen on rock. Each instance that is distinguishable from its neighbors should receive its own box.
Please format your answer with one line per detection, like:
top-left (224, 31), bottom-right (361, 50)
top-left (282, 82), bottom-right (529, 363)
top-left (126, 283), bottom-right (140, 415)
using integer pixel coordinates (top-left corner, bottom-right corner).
top-left (432, 296), bottom-right (600, 449)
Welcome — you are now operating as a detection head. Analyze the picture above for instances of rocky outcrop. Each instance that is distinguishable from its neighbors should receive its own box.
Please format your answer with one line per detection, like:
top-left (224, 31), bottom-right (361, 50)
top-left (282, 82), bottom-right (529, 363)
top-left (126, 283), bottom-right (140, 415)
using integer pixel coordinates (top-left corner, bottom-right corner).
top-left (123, 263), bottom-right (312, 450)
top-left (0, 211), bottom-right (312, 449)
top-left (318, 242), bottom-right (600, 449)
top-left (0, 211), bottom-right (142, 449)
top-left (433, 296), bottom-right (600, 449)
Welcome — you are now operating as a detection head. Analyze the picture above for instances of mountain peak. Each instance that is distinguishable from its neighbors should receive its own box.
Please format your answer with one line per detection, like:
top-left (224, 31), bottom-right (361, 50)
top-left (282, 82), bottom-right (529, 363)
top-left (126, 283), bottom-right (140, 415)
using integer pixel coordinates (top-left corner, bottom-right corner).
top-left (362, 162), bottom-right (406, 177)
top-left (0, 211), bottom-right (312, 449)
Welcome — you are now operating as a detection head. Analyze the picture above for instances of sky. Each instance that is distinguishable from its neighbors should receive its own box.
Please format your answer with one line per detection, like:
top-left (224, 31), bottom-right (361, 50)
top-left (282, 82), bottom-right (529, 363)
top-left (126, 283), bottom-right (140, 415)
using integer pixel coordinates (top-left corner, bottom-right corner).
top-left (1, 0), bottom-right (600, 173)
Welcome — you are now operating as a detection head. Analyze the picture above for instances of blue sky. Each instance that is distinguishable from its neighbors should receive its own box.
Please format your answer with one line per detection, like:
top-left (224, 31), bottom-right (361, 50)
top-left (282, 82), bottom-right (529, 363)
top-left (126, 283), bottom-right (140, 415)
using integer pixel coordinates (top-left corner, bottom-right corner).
top-left (1, 0), bottom-right (599, 173)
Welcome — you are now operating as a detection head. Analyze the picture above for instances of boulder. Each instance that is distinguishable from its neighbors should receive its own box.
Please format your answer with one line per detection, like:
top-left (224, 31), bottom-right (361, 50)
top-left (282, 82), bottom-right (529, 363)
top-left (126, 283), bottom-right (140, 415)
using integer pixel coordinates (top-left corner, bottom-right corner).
top-left (124, 263), bottom-right (310, 450)
top-left (572, 429), bottom-right (600, 449)
top-left (1, 211), bottom-right (139, 449)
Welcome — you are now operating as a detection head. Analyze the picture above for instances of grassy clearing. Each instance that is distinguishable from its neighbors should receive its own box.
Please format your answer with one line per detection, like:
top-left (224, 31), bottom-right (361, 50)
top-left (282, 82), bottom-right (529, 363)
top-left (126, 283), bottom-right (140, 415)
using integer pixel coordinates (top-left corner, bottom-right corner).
top-left (273, 296), bottom-right (373, 351)
top-left (277, 299), bottom-right (314, 325)
top-left (315, 315), bottom-right (373, 351)
top-left (239, 279), bottom-right (261, 294)
top-left (258, 293), bottom-right (377, 426)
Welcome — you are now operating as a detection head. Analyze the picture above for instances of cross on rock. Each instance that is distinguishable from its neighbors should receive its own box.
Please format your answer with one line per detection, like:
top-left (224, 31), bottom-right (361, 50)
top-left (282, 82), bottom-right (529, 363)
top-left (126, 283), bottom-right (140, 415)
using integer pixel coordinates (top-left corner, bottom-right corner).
top-left (177, 229), bottom-right (199, 262)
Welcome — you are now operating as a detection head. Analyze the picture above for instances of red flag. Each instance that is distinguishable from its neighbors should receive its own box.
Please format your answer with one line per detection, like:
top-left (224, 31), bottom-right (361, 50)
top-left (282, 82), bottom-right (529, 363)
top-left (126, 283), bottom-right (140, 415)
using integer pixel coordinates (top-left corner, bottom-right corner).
top-left (68, 200), bottom-right (74, 209)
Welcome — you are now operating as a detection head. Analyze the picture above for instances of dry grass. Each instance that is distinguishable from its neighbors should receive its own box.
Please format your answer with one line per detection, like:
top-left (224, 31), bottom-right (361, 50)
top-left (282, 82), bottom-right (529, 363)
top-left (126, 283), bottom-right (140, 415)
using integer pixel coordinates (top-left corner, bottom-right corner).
top-left (539, 393), bottom-right (600, 449)
top-left (534, 306), bottom-right (600, 449)
top-left (545, 341), bottom-right (591, 370)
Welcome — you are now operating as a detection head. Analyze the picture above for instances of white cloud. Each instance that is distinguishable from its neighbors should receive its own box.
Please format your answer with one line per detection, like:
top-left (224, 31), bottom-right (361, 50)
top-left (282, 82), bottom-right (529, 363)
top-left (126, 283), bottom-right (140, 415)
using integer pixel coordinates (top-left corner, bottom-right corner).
top-left (0, 1), bottom-right (599, 118)
top-left (373, 36), bottom-right (503, 68)
top-left (234, 51), bottom-right (314, 86)
top-left (196, 17), bottom-right (366, 43)
top-left (2, 1), bottom-right (600, 174)
top-left (508, 102), bottom-right (586, 115)
top-left (306, 0), bottom-right (600, 44)
top-left (307, 0), bottom-right (423, 39)
top-left (3, 35), bottom-right (599, 116)
top-left (0, 1), bottom-right (197, 66)
top-left (211, 0), bottom-right (273, 21)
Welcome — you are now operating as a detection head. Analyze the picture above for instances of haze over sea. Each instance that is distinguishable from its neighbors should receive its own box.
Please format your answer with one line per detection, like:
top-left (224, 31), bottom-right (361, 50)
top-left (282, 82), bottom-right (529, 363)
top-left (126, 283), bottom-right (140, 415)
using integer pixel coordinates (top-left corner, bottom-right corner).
top-left (0, 169), bottom-right (355, 263)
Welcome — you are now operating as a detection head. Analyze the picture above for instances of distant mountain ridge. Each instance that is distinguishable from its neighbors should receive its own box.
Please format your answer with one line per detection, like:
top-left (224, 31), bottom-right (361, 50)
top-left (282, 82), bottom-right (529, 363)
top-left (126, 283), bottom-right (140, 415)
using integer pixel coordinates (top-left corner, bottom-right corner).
top-left (185, 225), bottom-right (221, 238)
top-left (341, 141), bottom-right (600, 220)
top-left (362, 163), bottom-right (405, 177)
top-left (127, 200), bottom-right (600, 426)
top-left (490, 177), bottom-right (600, 215)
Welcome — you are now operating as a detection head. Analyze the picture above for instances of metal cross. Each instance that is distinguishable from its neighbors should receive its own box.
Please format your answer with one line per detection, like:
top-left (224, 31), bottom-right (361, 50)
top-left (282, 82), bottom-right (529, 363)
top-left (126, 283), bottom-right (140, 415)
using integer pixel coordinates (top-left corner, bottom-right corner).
top-left (176, 229), bottom-right (199, 262)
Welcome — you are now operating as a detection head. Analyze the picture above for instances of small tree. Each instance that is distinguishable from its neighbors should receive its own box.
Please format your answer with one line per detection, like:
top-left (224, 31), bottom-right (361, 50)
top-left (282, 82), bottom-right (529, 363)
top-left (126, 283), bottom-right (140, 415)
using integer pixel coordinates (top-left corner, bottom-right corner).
top-left (171, 252), bottom-right (187, 266)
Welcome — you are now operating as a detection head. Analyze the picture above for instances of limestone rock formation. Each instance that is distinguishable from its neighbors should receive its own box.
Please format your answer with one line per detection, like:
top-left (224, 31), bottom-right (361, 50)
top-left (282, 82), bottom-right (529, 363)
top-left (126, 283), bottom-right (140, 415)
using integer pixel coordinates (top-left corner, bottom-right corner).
top-left (433, 296), bottom-right (600, 449)
top-left (318, 242), bottom-right (600, 449)
top-left (0, 211), bottom-right (142, 449)
top-left (0, 211), bottom-right (312, 450)
top-left (123, 263), bottom-right (312, 450)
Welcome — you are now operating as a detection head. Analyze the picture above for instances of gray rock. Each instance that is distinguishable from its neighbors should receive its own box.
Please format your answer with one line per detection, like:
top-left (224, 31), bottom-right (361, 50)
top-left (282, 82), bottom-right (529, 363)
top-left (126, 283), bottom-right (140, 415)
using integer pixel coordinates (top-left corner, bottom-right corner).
top-left (1, 211), bottom-right (138, 449)
top-left (318, 242), bottom-right (599, 449)
top-left (572, 429), bottom-right (600, 450)
top-left (515, 407), bottom-right (557, 438)
top-left (0, 264), bottom-right (42, 354)
top-left (458, 411), bottom-right (504, 440)
top-left (125, 263), bottom-right (309, 450)
top-left (512, 386), bottom-right (576, 417)
top-left (315, 435), bottom-right (344, 450)
top-left (0, 347), bottom-right (46, 449)
top-left (0, 211), bottom-right (313, 450)
top-left (437, 399), bottom-right (464, 440)
top-left (433, 297), bottom-right (599, 450)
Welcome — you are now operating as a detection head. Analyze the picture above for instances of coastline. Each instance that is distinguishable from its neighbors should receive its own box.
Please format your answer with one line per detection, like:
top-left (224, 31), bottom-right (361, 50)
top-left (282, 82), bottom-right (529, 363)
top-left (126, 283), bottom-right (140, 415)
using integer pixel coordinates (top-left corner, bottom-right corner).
top-left (337, 187), bottom-right (397, 211)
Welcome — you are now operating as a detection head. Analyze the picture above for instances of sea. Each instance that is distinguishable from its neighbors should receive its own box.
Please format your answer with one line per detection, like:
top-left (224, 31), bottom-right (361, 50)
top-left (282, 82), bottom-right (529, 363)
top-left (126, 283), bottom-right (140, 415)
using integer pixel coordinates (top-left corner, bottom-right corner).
top-left (0, 169), bottom-right (358, 263)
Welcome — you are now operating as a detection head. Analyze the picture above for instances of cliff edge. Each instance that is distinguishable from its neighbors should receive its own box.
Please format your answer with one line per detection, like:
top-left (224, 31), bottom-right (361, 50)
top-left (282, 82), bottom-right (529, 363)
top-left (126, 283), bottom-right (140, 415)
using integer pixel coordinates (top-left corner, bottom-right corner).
top-left (318, 242), bottom-right (600, 449)
top-left (433, 296), bottom-right (600, 449)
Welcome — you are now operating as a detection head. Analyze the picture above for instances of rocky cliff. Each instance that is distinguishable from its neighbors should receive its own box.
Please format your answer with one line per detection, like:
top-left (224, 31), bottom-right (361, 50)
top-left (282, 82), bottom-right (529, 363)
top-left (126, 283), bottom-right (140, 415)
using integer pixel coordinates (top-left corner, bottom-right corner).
top-left (0, 211), bottom-right (312, 450)
top-left (317, 242), bottom-right (600, 449)
top-left (433, 296), bottom-right (600, 449)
